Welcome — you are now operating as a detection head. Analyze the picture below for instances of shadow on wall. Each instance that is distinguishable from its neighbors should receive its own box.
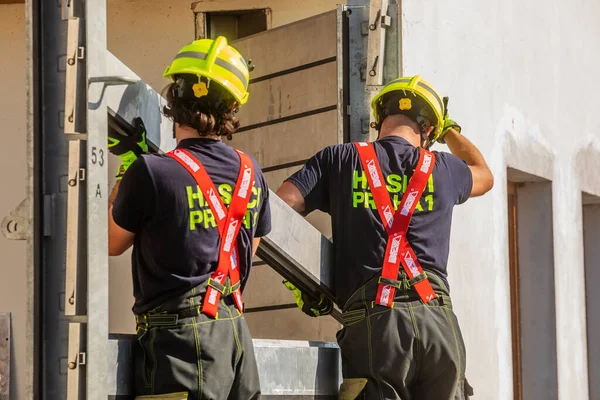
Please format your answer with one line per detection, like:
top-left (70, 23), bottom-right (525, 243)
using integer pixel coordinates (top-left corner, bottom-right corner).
top-left (314, 344), bottom-right (342, 397)
top-left (90, 81), bottom-right (164, 149)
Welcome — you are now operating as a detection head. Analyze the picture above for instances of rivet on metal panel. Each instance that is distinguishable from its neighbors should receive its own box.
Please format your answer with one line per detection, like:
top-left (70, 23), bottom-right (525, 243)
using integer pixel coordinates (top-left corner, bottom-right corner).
top-left (369, 10), bottom-right (381, 31)
top-left (369, 55), bottom-right (379, 77)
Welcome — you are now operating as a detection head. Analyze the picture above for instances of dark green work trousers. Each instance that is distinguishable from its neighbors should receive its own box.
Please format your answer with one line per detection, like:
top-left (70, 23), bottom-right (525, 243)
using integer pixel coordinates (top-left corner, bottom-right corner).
top-left (337, 272), bottom-right (474, 400)
top-left (134, 283), bottom-right (261, 400)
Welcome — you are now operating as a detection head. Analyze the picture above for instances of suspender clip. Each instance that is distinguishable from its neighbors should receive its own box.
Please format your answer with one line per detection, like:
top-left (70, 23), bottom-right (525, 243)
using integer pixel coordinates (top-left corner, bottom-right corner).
top-left (407, 272), bottom-right (428, 287)
top-left (378, 276), bottom-right (402, 289)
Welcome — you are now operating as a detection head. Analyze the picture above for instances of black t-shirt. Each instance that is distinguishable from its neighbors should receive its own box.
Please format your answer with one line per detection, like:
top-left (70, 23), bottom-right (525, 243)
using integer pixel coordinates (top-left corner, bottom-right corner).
top-left (113, 138), bottom-right (272, 314)
top-left (286, 136), bottom-right (472, 307)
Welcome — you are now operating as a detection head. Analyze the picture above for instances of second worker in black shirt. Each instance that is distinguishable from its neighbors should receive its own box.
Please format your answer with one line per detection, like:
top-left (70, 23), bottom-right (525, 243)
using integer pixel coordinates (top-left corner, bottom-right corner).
top-left (277, 75), bottom-right (493, 400)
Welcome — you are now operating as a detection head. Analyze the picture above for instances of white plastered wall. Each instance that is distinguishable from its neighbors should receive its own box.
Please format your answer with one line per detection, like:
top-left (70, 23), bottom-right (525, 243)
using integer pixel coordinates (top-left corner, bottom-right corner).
top-left (401, 0), bottom-right (600, 398)
top-left (0, 5), bottom-right (27, 399)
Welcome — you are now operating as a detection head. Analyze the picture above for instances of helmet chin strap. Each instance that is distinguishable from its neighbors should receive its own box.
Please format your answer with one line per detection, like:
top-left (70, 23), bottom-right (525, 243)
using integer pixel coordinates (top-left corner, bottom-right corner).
top-left (420, 132), bottom-right (427, 148)
top-left (416, 116), bottom-right (433, 149)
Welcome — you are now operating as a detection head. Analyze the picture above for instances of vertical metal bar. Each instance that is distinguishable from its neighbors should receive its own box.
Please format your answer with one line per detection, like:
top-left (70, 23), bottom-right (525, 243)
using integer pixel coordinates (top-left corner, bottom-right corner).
top-left (365, 0), bottom-right (389, 140)
top-left (264, 8), bottom-right (273, 29)
top-left (396, 0), bottom-right (404, 76)
top-left (64, 18), bottom-right (80, 135)
top-left (65, 140), bottom-right (81, 316)
top-left (0, 313), bottom-right (10, 400)
top-left (38, 0), bottom-right (74, 398)
top-left (66, 323), bottom-right (82, 400)
top-left (508, 181), bottom-right (523, 400)
top-left (85, 0), bottom-right (109, 398)
top-left (336, 5), bottom-right (350, 144)
top-left (25, 0), bottom-right (41, 398)
top-left (194, 12), bottom-right (208, 39)
top-left (347, 5), bottom-right (370, 143)
top-left (61, 0), bottom-right (74, 20)
top-left (365, 0), bottom-right (389, 86)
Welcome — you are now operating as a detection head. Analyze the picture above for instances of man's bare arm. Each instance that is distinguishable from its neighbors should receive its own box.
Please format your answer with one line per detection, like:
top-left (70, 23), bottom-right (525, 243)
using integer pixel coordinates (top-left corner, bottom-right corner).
top-left (108, 181), bottom-right (135, 256)
top-left (443, 129), bottom-right (494, 197)
top-left (276, 181), bottom-right (306, 213)
top-left (252, 237), bottom-right (261, 257)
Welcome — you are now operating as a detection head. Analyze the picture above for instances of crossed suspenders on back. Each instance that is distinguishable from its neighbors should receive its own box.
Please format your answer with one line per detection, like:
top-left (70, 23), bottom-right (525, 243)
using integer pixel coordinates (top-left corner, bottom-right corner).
top-left (354, 142), bottom-right (437, 306)
top-left (169, 148), bottom-right (254, 318)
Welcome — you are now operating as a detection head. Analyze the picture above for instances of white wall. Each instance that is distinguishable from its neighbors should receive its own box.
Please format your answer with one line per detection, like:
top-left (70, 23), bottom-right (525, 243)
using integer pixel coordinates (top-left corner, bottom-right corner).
top-left (0, 5), bottom-right (27, 400)
top-left (401, 1), bottom-right (600, 398)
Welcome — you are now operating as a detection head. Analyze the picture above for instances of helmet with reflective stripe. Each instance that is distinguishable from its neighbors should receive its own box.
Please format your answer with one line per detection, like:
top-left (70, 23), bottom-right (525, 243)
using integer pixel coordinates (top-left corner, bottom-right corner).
top-left (163, 36), bottom-right (250, 105)
top-left (371, 75), bottom-right (446, 148)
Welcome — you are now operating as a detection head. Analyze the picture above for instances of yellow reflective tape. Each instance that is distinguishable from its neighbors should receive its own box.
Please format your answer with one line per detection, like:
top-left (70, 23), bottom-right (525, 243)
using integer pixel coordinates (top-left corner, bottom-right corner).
top-left (339, 378), bottom-right (368, 400)
top-left (215, 57), bottom-right (248, 88)
top-left (417, 81), bottom-right (444, 113)
top-left (175, 51), bottom-right (208, 61)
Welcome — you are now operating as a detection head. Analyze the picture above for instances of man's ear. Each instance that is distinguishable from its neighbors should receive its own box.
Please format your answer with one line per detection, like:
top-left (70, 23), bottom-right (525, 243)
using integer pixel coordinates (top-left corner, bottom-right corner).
top-left (419, 125), bottom-right (435, 148)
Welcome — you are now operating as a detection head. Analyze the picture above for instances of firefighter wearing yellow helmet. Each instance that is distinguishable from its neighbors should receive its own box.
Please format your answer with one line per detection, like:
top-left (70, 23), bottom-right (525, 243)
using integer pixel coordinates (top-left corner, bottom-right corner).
top-left (277, 75), bottom-right (493, 399)
top-left (108, 37), bottom-right (271, 399)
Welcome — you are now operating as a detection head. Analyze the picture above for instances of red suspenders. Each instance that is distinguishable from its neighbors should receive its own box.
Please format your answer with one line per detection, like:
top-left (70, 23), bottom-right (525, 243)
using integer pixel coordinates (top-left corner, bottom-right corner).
top-left (354, 142), bottom-right (437, 306)
top-left (168, 148), bottom-right (254, 318)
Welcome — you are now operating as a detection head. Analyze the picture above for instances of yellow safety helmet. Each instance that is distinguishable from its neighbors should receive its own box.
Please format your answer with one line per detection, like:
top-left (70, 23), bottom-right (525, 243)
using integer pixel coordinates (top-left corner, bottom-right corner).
top-left (371, 75), bottom-right (447, 148)
top-left (163, 36), bottom-right (250, 105)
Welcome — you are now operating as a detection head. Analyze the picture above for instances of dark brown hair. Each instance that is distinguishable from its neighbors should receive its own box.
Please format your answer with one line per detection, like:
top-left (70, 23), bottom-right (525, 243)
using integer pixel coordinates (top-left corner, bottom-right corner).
top-left (162, 79), bottom-right (240, 137)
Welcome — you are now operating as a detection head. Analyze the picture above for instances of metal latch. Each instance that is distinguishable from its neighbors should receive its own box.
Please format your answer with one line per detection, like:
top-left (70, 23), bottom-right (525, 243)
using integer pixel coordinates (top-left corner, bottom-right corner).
top-left (381, 15), bottom-right (391, 28)
top-left (67, 352), bottom-right (86, 370)
top-left (88, 76), bottom-right (140, 86)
